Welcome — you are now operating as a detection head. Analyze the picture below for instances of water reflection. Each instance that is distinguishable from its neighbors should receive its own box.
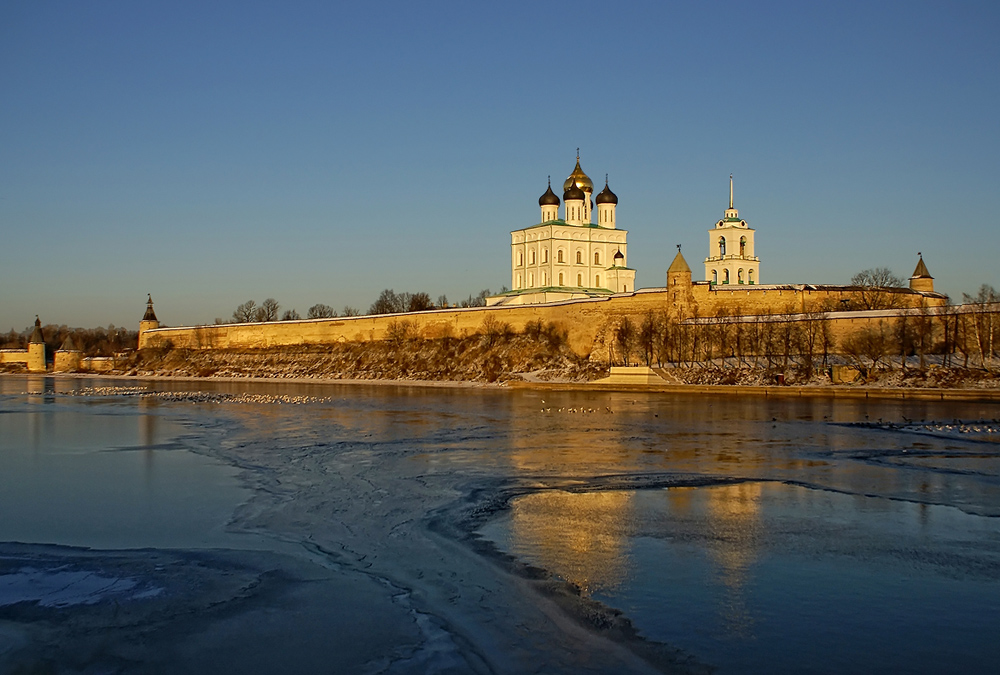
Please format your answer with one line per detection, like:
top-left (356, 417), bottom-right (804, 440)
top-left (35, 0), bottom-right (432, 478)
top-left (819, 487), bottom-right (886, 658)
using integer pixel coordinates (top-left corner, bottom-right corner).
top-left (508, 490), bottom-right (632, 595)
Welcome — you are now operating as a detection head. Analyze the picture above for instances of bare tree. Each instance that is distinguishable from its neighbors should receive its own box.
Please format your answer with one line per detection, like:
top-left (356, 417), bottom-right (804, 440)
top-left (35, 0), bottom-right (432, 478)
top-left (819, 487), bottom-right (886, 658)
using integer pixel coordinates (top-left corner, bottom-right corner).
top-left (371, 289), bottom-right (404, 315)
top-left (407, 292), bottom-right (434, 312)
top-left (307, 304), bottom-right (336, 319)
top-left (851, 268), bottom-right (904, 310)
top-left (963, 284), bottom-right (999, 371)
top-left (614, 316), bottom-right (636, 366)
top-left (233, 300), bottom-right (257, 323)
top-left (479, 315), bottom-right (511, 347)
top-left (841, 322), bottom-right (893, 379)
top-left (437, 295), bottom-right (449, 309)
top-left (281, 309), bottom-right (301, 321)
top-left (638, 312), bottom-right (658, 367)
top-left (342, 306), bottom-right (361, 317)
top-left (256, 298), bottom-right (280, 322)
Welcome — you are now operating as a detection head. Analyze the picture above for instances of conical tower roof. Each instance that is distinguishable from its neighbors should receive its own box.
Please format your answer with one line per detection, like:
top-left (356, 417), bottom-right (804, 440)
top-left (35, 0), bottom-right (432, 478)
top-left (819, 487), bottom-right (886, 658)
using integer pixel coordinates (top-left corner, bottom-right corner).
top-left (667, 250), bottom-right (691, 274)
top-left (911, 255), bottom-right (933, 279)
top-left (29, 316), bottom-right (44, 344)
top-left (142, 294), bottom-right (158, 321)
top-left (60, 335), bottom-right (78, 352)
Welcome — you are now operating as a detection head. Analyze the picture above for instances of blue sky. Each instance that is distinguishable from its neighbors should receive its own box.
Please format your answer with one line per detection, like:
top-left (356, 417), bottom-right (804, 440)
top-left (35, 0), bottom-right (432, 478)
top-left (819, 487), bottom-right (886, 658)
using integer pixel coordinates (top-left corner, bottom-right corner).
top-left (2, 1), bottom-right (998, 331)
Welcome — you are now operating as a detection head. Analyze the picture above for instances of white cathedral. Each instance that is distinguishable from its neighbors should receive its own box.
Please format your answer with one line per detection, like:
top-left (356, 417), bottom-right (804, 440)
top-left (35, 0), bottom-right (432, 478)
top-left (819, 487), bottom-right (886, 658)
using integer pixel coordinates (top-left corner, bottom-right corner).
top-left (488, 155), bottom-right (760, 306)
top-left (489, 154), bottom-right (635, 306)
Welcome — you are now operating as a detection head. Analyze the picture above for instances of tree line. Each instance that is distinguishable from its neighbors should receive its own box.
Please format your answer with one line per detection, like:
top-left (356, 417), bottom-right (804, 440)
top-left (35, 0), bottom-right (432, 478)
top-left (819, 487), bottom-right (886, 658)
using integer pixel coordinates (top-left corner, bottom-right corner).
top-left (223, 286), bottom-right (508, 324)
top-left (608, 283), bottom-right (999, 378)
top-left (0, 324), bottom-right (138, 357)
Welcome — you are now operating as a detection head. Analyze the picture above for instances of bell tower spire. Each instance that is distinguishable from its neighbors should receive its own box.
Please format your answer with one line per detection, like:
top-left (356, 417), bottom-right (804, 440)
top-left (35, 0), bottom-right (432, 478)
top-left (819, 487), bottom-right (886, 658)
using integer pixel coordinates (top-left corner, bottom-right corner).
top-left (729, 174), bottom-right (734, 209)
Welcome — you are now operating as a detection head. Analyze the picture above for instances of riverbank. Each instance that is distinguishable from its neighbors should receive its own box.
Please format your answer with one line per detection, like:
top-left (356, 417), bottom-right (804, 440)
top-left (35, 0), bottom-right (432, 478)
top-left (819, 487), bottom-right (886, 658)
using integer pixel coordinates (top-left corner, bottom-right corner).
top-left (6, 370), bottom-right (1000, 402)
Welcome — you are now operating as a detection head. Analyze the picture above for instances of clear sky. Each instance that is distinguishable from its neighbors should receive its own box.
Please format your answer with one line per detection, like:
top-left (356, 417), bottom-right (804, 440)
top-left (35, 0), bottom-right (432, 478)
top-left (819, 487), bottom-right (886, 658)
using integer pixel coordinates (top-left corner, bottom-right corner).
top-left (2, 0), bottom-right (998, 332)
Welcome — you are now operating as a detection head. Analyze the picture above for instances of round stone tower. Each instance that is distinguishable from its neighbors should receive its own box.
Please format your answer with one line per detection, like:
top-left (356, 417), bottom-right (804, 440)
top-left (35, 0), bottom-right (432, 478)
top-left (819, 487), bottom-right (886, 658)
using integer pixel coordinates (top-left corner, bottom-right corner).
top-left (28, 316), bottom-right (47, 373)
top-left (139, 295), bottom-right (160, 349)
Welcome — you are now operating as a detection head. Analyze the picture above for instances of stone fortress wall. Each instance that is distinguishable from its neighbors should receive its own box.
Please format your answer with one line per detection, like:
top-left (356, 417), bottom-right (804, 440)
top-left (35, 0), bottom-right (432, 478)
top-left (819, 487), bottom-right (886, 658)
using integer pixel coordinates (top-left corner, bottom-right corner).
top-left (138, 275), bottom-right (946, 359)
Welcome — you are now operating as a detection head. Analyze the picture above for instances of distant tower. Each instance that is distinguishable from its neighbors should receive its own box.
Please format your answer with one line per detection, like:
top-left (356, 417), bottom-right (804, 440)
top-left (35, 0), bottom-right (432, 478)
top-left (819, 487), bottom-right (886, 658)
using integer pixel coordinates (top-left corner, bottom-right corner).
top-left (538, 177), bottom-right (560, 223)
top-left (139, 295), bottom-right (159, 348)
top-left (28, 316), bottom-right (46, 373)
top-left (908, 253), bottom-right (934, 293)
top-left (54, 334), bottom-right (82, 372)
top-left (704, 175), bottom-right (760, 286)
top-left (563, 150), bottom-right (594, 224)
top-left (595, 175), bottom-right (618, 228)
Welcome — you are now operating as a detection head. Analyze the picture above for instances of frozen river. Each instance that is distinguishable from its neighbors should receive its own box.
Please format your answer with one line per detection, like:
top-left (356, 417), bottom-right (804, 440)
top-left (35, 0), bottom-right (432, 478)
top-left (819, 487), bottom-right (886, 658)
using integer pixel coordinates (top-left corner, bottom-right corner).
top-left (1, 374), bottom-right (998, 673)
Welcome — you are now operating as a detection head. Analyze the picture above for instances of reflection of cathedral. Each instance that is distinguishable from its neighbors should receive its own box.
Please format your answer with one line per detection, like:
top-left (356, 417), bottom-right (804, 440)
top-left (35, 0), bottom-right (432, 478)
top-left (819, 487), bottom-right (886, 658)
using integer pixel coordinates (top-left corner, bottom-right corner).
top-left (490, 153), bottom-right (635, 306)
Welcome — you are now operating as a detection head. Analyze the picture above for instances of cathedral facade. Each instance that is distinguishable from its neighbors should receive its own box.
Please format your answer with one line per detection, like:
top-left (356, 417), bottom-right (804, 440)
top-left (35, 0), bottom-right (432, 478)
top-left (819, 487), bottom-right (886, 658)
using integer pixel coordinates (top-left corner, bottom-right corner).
top-left (489, 155), bottom-right (635, 306)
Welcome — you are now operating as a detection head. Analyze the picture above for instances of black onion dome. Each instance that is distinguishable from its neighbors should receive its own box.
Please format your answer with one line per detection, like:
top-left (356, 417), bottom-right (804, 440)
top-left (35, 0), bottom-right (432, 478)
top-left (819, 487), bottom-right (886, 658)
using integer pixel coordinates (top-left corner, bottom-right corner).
top-left (596, 179), bottom-right (618, 205)
top-left (563, 180), bottom-right (585, 202)
top-left (613, 249), bottom-right (624, 260)
top-left (539, 179), bottom-right (560, 207)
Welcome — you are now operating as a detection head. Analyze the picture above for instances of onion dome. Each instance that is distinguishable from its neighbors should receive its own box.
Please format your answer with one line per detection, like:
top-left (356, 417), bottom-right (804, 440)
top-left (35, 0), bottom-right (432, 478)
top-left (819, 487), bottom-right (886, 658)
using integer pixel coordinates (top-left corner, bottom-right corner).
top-left (538, 177), bottom-right (560, 207)
top-left (143, 294), bottom-right (158, 321)
top-left (563, 179), bottom-right (585, 202)
top-left (30, 316), bottom-right (44, 344)
top-left (563, 152), bottom-right (594, 192)
top-left (596, 177), bottom-right (618, 205)
top-left (613, 249), bottom-right (624, 263)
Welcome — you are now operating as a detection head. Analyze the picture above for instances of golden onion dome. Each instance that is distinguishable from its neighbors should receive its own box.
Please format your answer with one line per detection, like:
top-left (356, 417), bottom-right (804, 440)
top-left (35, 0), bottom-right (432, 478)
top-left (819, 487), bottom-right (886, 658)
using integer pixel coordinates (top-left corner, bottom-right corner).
top-left (563, 156), bottom-right (594, 192)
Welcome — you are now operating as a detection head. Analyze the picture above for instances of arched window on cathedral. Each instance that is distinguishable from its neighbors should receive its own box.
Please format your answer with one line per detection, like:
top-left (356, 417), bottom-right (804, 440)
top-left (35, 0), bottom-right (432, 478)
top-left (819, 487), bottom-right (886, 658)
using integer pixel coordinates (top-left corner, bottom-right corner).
top-left (558, 272), bottom-right (564, 285)
top-left (595, 274), bottom-right (601, 287)
top-left (543, 249), bottom-right (548, 264)
top-left (576, 251), bottom-right (582, 264)
top-left (542, 272), bottom-right (547, 285)
top-left (518, 252), bottom-right (523, 266)
top-left (723, 269), bottom-right (730, 285)
top-left (719, 237), bottom-right (726, 257)
top-left (516, 274), bottom-right (521, 289)
top-left (557, 250), bottom-right (564, 263)
top-left (711, 270), bottom-right (718, 285)
top-left (748, 269), bottom-right (755, 284)
top-left (740, 236), bottom-right (746, 257)
top-left (594, 252), bottom-right (600, 265)
top-left (577, 274), bottom-right (582, 286)
top-left (529, 273), bottom-right (534, 286)
top-left (738, 268), bottom-right (744, 284)
top-left (530, 250), bottom-right (536, 265)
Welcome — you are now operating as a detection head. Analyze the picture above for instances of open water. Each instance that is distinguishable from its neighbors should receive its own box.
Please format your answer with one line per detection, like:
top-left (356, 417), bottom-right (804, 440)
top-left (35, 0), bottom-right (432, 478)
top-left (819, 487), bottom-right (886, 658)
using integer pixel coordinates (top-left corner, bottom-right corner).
top-left (1, 374), bottom-right (998, 673)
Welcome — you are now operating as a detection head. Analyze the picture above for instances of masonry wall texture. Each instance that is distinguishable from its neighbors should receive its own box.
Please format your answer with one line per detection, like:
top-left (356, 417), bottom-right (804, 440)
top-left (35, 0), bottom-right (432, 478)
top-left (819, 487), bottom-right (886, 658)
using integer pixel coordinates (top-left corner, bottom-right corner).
top-left (138, 280), bottom-right (947, 360)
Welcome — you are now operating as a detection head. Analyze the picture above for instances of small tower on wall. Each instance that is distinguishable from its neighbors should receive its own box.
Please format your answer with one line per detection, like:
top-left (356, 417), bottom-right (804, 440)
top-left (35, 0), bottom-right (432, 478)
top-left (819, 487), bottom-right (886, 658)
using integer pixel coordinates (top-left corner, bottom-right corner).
top-left (667, 246), bottom-right (694, 315)
top-left (28, 316), bottom-right (47, 373)
top-left (54, 335), bottom-right (82, 372)
top-left (539, 177), bottom-right (560, 223)
top-left (704, 175), bottom-right (760, 287)
top-left (595, 176), bottom-right (617, 228)
top-left (139, 295), bottom-right (159, 349)
top-left (908, 254), bottom-right (934, 293)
